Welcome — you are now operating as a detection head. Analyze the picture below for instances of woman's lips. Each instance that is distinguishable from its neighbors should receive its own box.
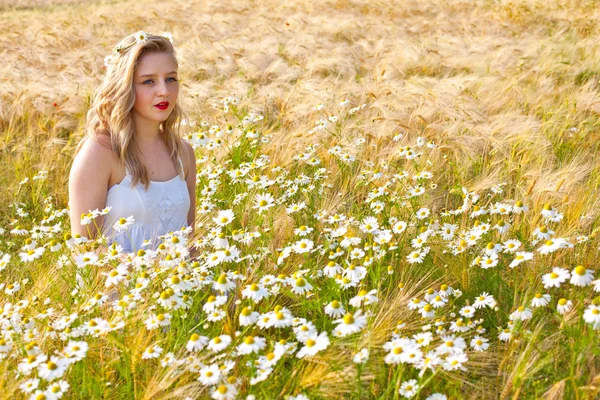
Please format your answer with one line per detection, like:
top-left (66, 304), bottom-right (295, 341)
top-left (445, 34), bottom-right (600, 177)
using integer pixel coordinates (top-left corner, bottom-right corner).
top-left (155, 102), bottom-right (169, 110)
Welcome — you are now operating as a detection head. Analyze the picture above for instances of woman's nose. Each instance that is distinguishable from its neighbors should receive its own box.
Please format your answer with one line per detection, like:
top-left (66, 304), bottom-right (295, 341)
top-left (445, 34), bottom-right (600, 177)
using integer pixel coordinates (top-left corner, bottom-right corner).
top-left (157, 82), bottom-right (169, 96)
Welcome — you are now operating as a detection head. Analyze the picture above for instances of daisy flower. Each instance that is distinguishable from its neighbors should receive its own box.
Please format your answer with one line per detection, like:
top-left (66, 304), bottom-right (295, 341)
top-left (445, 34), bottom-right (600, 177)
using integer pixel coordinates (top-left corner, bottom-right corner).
top-left (134, 31), bottom-right (149, 44)
top-left (211, 383), bottom-right (238, 400)
top-left (19, 378), bottom-right (39, 393)
top-left (538, 238), bottom-right (572, 255)
top-left (415, 207), bottom-right (430, 220)
top-left (333, 310), bottom-right (367, 337)
top-left (113, 216), bottom-right (135, 232)
top-left (37, 356), bottom-right (68, 381)
top-left (531, 293), bottom-right (551, 308)
top-left (0, 253), bottom-right (10, 270)
top-left (359, 216), bottom-right (379, 234)
top-left (437, 335), bottom-right (467, 354)
top-left (186, 333), bottom-right (209, 352)
top-left (512, 200), bottom-right (528, 214)
top-left (74, 252), bottom-right (99, 268)
top-left (459, 306), bottom-right (476, 318)
top-left (494, 220), bottom-right (511, 234)
top-left (532, 226), bottom-right (554, 241)
top-left (426, 395), bottom-right (448, 400)
top-left (292, 239), bottom-right (314, 254)
top-left (498, 328), bottom-right (512, 342)
top-left (349, 289), bottom-right (378, 307)
top-left (408, 297), bottom-right (426, 310)
top-left (213, 210), bottom-right (235, 227)
top-left (294, 225), bottom-right (314, 236)
top-left (46, 380), bottom-right (69, 397)
top-left (583, 305), bottom-right (600, 329)
top-left (289, 277), bottom-right (313, 295)
top-left (236, 335), bottom-right (266, 355)
top-left (480, 253), bottom-right (499, 269)
top-left (353, 348), bottom-right (369, 364)
top-left (202, 295), bottom-right (228, 313)
top-left (439, 223), bottom-right (457, 240)
top-left (419, 304), bottom-right (435, 319)
top-left (239, 307), bottom-right (260, 326)
top-left (541, 204), bottom-right (564, 223)
top-left (344, 264), bottom-right (367, 282)
top-left (470, 336), bottom-right (489, 351)
top-left (443, 352), bottom-right (468, 371)
top-left (556, 298), bottom-right (573, 315)
top-left (253, 193), bottom-right (275, 214)
top-left (19, 247), bottom-right (45, 262)
top-left (430, 295), bottom-right (447, 308)
top-left (271, 309), bottom-right (294, 328)
top-left (286, 202), bottom-right (306, 214)
top-left (392, 221), bottom-right (408, 234)
top-left (162, 31), bottom-right (173, 43)
top-left (324, 300), bottom-right (345, 318)
top-left (198, 364), bottom-right (221, 386)
top-left (570, 265), bottom-right (594, 287)
top-left (399, 379), bottom-right (419, 398)
top-left (502, 239), bottom-right (521, 253)
top-left (207, 335), bottom-right (232, 352)
top-left (144, 313), bottom-right (171, 330)
top-left (542, 267), bottom-right (571, 289)
top-left (509, 306), bottom-right (532, 321)
top-left (296, 331), bottom-right (330, 358)
top-left (242, 283), bottom-right (271, 303)
top-left (406, 249), bottom-right (426, 264)
top-left (509, 251), bottom-right (533, 268)
top-left (213, 273), bottom-right (236, 293)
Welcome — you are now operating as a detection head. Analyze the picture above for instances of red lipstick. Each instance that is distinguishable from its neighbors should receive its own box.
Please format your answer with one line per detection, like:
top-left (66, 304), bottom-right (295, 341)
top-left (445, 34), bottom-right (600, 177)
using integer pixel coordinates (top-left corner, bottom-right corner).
top-left (155, 102), bottom-right (169, 110)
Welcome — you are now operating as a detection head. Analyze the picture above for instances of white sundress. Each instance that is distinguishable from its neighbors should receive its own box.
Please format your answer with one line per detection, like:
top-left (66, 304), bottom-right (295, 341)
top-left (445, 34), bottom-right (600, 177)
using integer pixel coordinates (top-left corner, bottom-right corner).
top-left (101, 156), bottom-right (190, 253)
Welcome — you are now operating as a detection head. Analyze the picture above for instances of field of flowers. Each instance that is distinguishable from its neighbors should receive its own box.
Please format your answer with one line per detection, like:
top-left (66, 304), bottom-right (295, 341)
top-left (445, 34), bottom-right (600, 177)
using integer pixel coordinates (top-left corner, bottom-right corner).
top-left (1, 0), bottom-right (600, 399)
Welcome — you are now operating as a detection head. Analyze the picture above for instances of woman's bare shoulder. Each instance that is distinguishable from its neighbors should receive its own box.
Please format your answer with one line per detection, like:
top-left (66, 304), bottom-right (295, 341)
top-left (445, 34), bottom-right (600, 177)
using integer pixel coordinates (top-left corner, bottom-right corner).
top-left (71, 135), bottom-right (115, 180)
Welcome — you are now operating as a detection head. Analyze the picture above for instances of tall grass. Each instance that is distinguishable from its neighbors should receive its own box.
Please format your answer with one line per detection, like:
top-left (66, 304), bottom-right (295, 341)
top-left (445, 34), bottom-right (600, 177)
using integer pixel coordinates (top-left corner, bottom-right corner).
top-left (1, 0), bottom-right (600, 399)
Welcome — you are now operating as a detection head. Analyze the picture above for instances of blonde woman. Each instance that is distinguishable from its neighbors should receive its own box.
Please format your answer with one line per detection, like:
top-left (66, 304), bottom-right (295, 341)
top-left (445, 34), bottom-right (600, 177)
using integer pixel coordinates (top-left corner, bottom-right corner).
top-left (69, 31), bottom-right (196, 255)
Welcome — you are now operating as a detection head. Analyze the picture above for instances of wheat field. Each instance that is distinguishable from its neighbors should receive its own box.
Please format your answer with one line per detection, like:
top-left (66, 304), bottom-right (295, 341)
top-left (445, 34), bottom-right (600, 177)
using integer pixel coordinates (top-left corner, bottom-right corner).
top-left (1, 0), bottom-right (600, 399)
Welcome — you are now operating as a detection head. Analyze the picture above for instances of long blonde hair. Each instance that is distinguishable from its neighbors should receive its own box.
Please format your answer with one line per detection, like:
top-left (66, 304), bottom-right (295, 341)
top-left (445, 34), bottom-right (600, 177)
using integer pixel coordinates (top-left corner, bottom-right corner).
top-left (79, 32), bottom-right (187, 191)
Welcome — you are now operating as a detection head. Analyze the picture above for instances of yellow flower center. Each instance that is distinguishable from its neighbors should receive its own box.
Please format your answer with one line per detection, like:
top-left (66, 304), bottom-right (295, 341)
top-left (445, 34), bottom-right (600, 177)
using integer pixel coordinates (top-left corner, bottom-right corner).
top-left (574, 265), bottom-right (586, 276)
top-left (295, 278), bottom-right (306, 287)
top-left (343, 313), bottom-right (355, 324)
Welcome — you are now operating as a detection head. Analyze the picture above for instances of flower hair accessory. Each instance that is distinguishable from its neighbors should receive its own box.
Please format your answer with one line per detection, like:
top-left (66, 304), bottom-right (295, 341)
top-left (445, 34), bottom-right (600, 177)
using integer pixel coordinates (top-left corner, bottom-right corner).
top-left (103, 31), bottom-right (174, 69)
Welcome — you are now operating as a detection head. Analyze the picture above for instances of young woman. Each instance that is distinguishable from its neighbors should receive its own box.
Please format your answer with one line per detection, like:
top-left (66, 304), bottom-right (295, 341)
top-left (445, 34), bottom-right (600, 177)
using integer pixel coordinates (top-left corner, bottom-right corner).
top-left (68, 31), bottom-right (196, 254)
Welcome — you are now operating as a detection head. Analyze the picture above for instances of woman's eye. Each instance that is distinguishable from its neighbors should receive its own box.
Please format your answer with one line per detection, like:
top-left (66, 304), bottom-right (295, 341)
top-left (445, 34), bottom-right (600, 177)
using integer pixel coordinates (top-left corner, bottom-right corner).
top-left (143, 78), bottom-right (177, 84)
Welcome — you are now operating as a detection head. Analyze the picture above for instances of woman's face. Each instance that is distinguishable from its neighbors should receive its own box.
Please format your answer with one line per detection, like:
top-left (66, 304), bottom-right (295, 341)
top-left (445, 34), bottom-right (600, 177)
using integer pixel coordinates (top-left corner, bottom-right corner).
top-left (132, 52), bottom-right (179, 124)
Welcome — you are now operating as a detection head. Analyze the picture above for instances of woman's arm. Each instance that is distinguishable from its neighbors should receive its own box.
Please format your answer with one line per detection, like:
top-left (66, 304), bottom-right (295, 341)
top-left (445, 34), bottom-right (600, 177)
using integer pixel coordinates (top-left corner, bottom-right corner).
top-left (183, 140), bottom-right (197, 256)
top-left (68, 137), bottom-right (113, 239)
